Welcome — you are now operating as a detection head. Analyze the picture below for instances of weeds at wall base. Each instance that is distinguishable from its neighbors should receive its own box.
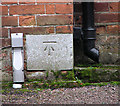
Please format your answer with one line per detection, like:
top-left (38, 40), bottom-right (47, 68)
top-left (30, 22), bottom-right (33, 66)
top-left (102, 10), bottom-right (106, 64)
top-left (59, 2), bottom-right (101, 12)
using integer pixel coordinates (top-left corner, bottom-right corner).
top-left (1, 80), bottom-right (120, 94)
top-left (1, 65), bottom-right (120, 93)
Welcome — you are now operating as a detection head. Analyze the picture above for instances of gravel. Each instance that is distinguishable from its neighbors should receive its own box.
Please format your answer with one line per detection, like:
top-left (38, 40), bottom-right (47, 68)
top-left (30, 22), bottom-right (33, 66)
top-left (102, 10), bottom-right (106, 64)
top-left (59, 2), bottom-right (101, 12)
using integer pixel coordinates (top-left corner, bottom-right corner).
top-left (2, 84), bottom-right (120, 104)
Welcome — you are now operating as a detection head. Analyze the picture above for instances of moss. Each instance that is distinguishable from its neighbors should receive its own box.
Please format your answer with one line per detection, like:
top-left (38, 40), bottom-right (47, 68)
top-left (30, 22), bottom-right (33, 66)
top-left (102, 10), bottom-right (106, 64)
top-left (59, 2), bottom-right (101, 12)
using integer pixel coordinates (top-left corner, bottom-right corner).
top-left (77, 63), bottom-right (103, 67)
top-left (2, 81), bottom-right (13, 89)
top-left (77, 64), bottom-right (120, 69)
top-left (110, 81), bottom-right (120, 85)
top-left (51, 70), bottom-right (61, 79)
top-left (60, 70), bottom-right (75, 80)
top-left (0, 90), bottom-right (5, 93)
top-left (27, 79), bottom-right (43, 82)
top-left (2, 80), bottom-right (120, 93)
top-left (27, 66), bottom-right (119, 84)
top-left (65, 70), bottom-right (75, 80)
top-left (18, 89), bottom-right (33, 93)
top-left (36, 88), bottom-right (45, 91)
top-left (46, 71), bottom-right (49, 78)
top-left (2, 65), bottom-right (120, 92)
top-left (74, 67), bottom-right (119, 83)
top-left (49, 80), bottom-right (79, 89)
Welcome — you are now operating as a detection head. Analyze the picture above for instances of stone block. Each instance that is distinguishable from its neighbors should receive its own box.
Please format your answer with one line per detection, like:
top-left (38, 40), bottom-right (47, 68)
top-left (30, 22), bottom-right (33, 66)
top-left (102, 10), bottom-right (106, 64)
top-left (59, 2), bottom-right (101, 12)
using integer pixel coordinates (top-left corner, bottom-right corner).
top-left (26, 34), bottom-right (73, 71)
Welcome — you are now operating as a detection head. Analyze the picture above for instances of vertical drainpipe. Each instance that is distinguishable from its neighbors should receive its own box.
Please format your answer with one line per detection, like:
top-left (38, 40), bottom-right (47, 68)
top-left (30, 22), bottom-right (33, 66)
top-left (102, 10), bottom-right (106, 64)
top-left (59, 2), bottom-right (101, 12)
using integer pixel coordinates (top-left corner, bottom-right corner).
top-left (82, 2), bottom-right (99, 63)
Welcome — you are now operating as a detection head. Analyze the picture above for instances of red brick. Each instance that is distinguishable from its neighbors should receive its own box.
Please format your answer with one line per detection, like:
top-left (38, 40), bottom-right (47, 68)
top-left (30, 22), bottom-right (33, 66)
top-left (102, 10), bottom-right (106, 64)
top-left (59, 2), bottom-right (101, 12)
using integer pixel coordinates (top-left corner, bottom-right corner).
top-left (56, 26), bottom-right (73, 33)
top-left (2, 57), bottom-right (12, 71)
top-left (2, 16), bottom-right (18, 26)
top-left (19, 16), bottom-right (36, 26)
top-left (46, 4), bottom-right (55, 14)
top-left (36, 0), bottom-right (58, 3)
top-left (24, 62), bottom-right (27, 70)
top-left (5, 66), bottom-right (13, 72)
top-left (37, 1), bottom-right (54, 3)
top-left (9, 5), bottom-right (44, 15)
top-left (2, 6), bottom-right (8, 15)
top-left (0, 39), bottom-right (1, 47)
top-left (37, 15), bottom-right (73, 26)
top-left (0, 6), bottom-right (1, 16)
top-left (61, 71), bottom-right (68, 74)
top-left (0, 28), bottom-right (1, 37)
top-left (0, 28), bottom-right (8, 38)
top-left (0, 52), bottom-right (7, 60)
top-left (0, 48), bottom-right (11, 60)
top-left (36, 0), bottom-right (73, 3)
top-left (1, 0), bottom-right (18, 4)
top-left (95, 13), bottom-right (119, 23)
top-left (0, 38), bottom-right (11, 48)
top-left (95, 3), bottom-right (109, 12)
top-left (118, 25), bottom-right (120, 34)
top-left (36, 0), bottom-right (52, 3)
top-left (56, 4), bottom-right (73, 14)
top-left (94, 0), bottom-right (115, 1)
top-left (2, 65), bottom-right (12, 72)
top-left (107, 25), bottom-right (119, 34)
top-left (96, 26), bottom-right (106, 35)
top-left (109, 2), bottom-right (119, 12)
top-left (10, 27), bottom-right (54, 35)
top-left (19, 0), bottom-right (35, 4)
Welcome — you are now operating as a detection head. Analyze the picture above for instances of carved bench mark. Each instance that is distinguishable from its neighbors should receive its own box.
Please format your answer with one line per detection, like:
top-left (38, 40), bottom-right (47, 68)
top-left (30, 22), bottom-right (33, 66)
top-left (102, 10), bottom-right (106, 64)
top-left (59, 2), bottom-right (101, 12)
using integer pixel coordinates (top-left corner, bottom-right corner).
top-left (43, 41), bottom-right (57, 55)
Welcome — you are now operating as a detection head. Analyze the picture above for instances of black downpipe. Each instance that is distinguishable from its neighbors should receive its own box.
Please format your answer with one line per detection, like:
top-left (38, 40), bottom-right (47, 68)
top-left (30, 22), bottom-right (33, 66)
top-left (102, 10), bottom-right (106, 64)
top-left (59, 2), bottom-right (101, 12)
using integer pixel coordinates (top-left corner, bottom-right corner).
top-left (82, 2), bottom-right (99, 63)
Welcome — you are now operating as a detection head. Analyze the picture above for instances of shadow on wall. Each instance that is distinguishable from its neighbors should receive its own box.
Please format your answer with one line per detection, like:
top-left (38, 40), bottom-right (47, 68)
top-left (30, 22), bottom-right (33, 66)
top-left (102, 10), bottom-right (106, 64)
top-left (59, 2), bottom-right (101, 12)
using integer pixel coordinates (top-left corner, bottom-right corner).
top-left (73, 35), bottom-right (120, 65)
top-left (73, 2), bottom-right (120, 65)
top-left (73, 38), bottom-right (96, 65)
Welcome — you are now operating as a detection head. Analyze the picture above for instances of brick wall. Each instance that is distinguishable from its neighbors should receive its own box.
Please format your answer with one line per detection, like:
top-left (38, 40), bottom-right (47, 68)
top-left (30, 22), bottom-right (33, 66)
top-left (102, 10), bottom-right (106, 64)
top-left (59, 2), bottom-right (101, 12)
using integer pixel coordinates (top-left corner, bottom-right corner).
top-left (1, 1), bottom-right (120, 80)
top-left (1, 1), bottom-right (73, 81)
top-left (95, 2), bottom-right (119, 64)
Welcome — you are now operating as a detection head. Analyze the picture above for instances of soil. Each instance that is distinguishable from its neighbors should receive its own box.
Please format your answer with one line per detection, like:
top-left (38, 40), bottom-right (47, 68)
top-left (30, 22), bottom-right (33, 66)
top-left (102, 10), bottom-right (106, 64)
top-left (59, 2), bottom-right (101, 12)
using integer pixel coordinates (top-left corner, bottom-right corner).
top-left (2, 84), bottom-right (120, 104)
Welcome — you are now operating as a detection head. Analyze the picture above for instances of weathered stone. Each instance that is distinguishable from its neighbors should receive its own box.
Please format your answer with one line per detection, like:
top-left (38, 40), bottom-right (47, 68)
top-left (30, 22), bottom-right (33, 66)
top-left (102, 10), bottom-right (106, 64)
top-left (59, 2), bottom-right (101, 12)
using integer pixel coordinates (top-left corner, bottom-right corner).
top-left (96, 35), bottom-right (119, 64)
top-left (74, 67), bottom-right (120, 82)
top-left (0, 67), bottom-right (2, 81)
top-left (0, 61), bottom-right (2, 70)
top-left (2, 72), bottom-right (12, 81)
top-left (25, 71), bottom-right (56, 81)
top-left (25, 67), bottom-right (119, 82)
top-left (25, 71), bottom-right (46, 80)
top-left (26, 34), bottom-right (73, 71)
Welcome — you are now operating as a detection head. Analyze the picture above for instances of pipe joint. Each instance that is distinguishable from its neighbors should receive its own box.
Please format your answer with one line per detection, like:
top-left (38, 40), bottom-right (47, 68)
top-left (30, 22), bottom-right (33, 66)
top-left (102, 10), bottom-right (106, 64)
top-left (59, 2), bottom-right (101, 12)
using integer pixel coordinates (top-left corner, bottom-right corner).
top-left (84, 46), bottom-right (99, 63)
top-left (82, 2), bottom-right (99, 63)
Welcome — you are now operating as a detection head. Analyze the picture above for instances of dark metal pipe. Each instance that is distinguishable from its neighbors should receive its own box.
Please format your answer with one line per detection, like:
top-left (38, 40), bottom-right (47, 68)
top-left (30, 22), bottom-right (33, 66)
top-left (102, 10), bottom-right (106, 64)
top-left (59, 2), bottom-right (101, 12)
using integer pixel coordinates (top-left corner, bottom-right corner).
top-left (82, 2), bottom-right (99, 63)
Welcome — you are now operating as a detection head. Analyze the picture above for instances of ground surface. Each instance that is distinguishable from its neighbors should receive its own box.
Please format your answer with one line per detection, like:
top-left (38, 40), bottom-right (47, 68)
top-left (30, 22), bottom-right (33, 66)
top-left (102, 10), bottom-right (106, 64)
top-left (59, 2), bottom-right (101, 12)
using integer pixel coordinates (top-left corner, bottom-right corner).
top-left (2, 84), bottom-right (120, 104)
